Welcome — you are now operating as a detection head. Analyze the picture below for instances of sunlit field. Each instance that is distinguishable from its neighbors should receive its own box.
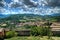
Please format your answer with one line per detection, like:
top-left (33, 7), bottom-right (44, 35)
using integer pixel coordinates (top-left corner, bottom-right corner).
top-left (5, 36), bottom-right (60, 40)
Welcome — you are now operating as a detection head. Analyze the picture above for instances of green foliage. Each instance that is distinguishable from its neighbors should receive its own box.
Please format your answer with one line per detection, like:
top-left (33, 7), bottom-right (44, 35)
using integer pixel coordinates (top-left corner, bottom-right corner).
top-left (5, 36), bottom-right (59, 40)
top-left (44, 21), bottom-right (52, 39)
top-left (0, 14), bottom-right (41, 22)
top-left (30, 26), bottom-right (49, 36)
top-left (6, 31), bottom-right (18, 38)
top-left (22, 25), bottom-right (37, 29)
top-left (23, 24), bottom-right (31, 29)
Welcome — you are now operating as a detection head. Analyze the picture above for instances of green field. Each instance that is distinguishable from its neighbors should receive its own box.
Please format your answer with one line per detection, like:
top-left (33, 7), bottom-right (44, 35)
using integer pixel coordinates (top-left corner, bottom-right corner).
top-left (5, 36), bottom-right (60, 40)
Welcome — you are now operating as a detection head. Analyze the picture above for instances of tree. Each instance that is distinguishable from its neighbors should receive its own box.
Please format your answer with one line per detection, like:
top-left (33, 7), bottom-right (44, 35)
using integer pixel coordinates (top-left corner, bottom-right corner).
top-left (46, 20), bottom-right (52, 39)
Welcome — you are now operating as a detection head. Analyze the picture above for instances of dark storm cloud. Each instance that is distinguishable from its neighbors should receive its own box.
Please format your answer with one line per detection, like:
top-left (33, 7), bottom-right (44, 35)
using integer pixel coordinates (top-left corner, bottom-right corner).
top-left (0, 0), bottom-right (6, 13)
top-left (10, 0), bottom-right (38, 8)
top-left (23, 0), bottom-right (38, 7)
top-left (45, 0), bottom-right (60, 7)
top-left (0, 2), bottom-right (4, 7)
top-left (0, 0), bottom-right (3, 2)
top-left (10, 2), bottom-right (22, 8)
top-left (0, 0), bottom-right (5, 7)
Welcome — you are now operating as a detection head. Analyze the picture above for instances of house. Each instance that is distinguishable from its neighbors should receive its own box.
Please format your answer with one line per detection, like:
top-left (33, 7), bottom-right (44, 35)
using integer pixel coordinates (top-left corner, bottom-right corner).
top-left (0, 28), bottom-right (10, 39)
top-left (50, 22), bottom-right (60, 35)
top-left (16, 29), bottom-right (30, 36)
top-left (0, 28), bottom-right (5, 38)
top-left (51, 22), bottom-right (60, 31)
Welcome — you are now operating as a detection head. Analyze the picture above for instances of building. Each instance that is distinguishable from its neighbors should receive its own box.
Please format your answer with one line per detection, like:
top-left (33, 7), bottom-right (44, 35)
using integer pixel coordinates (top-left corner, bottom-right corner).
top-left (16, 29), bottom-right (30, 36)
top-left (50, 22), bottom-right (60, 35)
top-left (0, 28), bottom-right (5, 38)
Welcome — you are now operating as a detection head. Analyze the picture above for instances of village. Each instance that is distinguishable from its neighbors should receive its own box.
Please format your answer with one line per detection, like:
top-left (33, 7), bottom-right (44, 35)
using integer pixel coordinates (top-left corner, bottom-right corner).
top-left (0, 20), bottom-right (60, 40)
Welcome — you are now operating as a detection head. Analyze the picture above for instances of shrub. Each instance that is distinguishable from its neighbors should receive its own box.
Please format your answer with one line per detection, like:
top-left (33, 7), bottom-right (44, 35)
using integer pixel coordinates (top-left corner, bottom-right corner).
top-left (30, 27), bottom-right (38, 36)
top-left (30, 26), bottom-right (49, 36)
top-left (6, 31), bottom-right (18, 38)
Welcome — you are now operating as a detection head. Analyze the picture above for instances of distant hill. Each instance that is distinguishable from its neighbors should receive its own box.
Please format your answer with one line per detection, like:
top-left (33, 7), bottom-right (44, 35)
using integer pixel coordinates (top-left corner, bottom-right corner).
top-left (0, 14), bottom-right (60, 23)
top-left (51, 13), bottom-right (60, 16)
top-left (0, 14), bottom-right (10, 18)
top-left (0, 14), bottom-right (42, 23)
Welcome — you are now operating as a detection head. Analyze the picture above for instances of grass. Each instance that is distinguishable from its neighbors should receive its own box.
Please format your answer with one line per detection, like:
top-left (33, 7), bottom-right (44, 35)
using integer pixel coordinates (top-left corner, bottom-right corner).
top-left (5, 36), bottom-right (60, 40)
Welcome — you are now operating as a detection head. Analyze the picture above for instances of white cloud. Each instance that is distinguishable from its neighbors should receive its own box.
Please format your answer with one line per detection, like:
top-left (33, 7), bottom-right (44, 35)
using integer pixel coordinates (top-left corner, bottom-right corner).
top-left (0, 0), bottom-right (60, 15)
top-left (12, 0), bottom-right (19, 2)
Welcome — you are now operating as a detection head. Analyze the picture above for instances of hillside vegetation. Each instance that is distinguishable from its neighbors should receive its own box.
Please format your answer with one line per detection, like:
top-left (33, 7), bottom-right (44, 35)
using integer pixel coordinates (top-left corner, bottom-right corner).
top-left (0, 14), bottom-right (60, 29)
top-left (0, 14), bottom-right (60, 23)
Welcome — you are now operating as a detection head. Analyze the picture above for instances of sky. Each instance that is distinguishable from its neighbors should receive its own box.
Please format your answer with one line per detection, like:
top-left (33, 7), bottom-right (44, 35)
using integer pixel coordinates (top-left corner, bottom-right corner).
top-left (0, 0), bottom-right (60, 15)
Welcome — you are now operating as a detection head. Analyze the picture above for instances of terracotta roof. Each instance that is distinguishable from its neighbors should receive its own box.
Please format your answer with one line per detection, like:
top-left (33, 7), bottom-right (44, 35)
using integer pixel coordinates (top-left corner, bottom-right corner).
top-left (0, 28), bottom-right (4, 32)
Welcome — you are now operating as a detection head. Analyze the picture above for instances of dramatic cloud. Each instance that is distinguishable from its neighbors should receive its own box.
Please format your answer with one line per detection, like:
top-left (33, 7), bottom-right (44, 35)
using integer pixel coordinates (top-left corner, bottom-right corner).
top-left (0, 0), bottom-right (60, 15)
top-left (0, 0), bottom-right (5, 7)
top-left (4, 0), bottom-right (12, 4)
top-left (0, 2), bottom-right (4, 7)
top-left (0, 0), bottom-right (6, 14)
top-left (10, 2), bottom-right (22, 8)
top-left (9, 0), bottom-right (38, 8)
top-left (0, 0), bottom-right (3, 2)
top-left (23, 0), bottom-right (38, 7)
top-left (45, 0), bottom-right (60, 7)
